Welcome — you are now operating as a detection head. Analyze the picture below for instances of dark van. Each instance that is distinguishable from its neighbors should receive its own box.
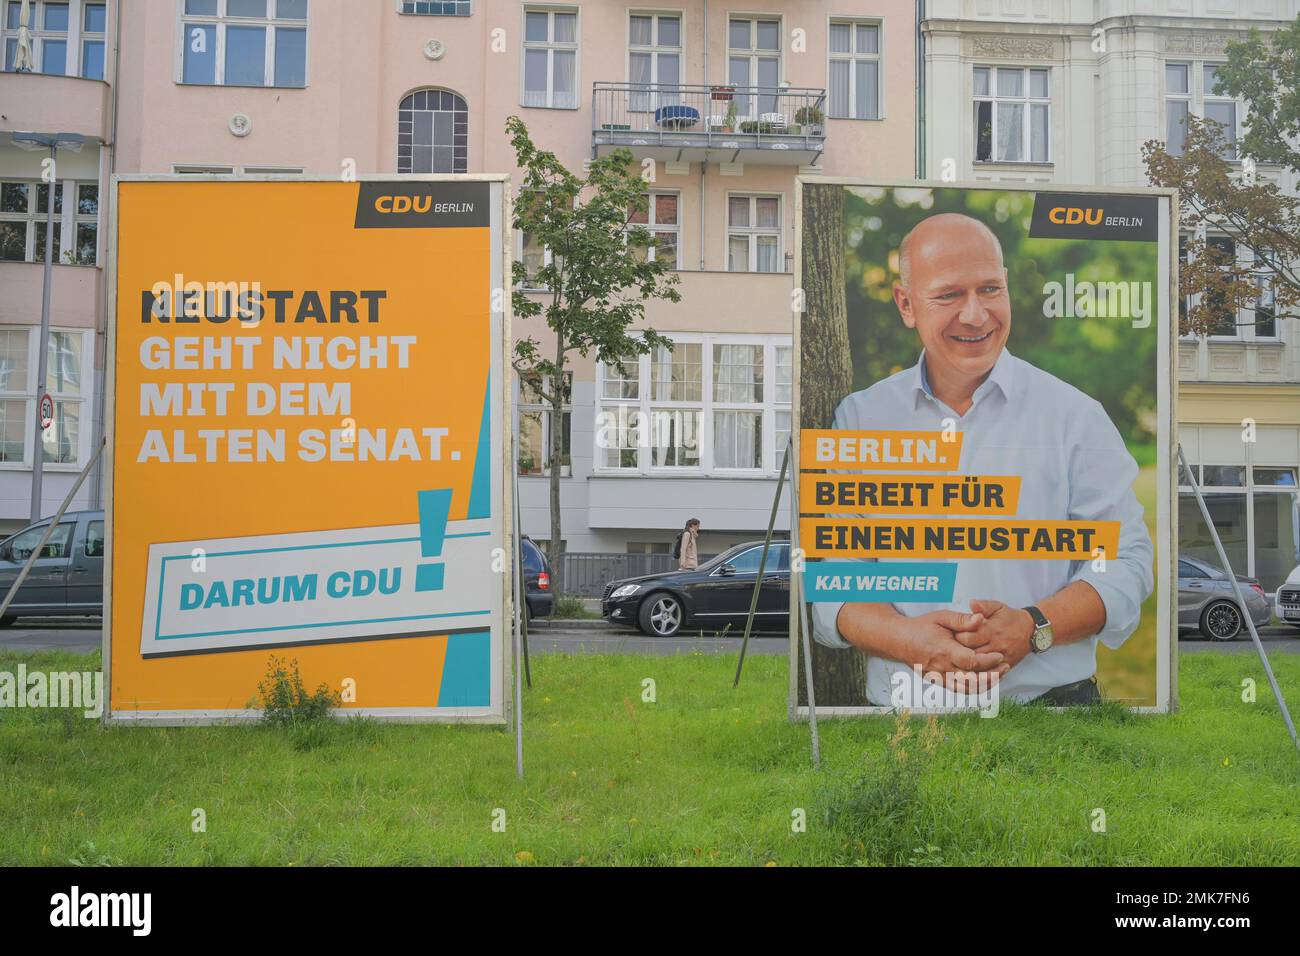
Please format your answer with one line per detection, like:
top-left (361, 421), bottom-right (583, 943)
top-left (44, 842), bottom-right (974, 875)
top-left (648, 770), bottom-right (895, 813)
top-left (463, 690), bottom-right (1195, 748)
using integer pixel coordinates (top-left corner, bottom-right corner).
top-left (0, 510), bottom-right (104, 624)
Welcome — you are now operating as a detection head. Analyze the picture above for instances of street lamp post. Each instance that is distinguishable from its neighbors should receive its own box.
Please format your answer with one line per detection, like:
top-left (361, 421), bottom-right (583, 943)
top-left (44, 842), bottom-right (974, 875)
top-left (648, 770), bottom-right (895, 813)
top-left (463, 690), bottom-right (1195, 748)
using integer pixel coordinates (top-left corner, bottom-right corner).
top-left (11, 132), bottom-right (86, 522)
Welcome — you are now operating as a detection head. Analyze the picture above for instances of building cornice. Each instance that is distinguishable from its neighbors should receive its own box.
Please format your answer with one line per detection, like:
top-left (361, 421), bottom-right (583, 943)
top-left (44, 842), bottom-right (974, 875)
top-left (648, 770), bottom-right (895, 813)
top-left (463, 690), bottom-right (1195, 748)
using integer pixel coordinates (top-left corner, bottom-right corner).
top-left (923, 16), bottom-right (1293, 43)
top-left (1180, 382), bottom-right (1300, 397)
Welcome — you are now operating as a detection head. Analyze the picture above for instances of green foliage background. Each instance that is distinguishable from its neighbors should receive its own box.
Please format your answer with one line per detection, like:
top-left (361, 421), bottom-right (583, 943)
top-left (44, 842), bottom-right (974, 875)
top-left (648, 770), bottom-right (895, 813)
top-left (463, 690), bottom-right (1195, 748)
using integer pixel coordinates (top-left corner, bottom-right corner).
top-left (842, 186), bottom-right (1160, 454)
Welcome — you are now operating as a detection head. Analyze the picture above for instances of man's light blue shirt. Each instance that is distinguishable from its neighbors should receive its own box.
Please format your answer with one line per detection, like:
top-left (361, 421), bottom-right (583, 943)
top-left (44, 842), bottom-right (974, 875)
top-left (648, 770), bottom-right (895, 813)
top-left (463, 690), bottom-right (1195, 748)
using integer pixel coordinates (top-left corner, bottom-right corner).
top-left (810, 348), bottom-right (1154, 704)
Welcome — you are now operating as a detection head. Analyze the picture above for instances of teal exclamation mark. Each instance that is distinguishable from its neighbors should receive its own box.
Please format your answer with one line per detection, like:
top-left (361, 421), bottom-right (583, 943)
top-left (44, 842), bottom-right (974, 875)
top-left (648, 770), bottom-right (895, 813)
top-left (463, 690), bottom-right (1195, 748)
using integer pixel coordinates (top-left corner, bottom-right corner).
top-left (415, 488), bottom-right (453, 592)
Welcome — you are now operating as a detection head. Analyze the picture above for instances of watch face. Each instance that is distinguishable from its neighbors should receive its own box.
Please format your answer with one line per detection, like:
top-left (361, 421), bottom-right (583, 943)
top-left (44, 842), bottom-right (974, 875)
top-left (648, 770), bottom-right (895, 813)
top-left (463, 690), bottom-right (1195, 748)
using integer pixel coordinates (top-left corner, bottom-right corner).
top-left (1032, 627), bottom-right (1054, 652)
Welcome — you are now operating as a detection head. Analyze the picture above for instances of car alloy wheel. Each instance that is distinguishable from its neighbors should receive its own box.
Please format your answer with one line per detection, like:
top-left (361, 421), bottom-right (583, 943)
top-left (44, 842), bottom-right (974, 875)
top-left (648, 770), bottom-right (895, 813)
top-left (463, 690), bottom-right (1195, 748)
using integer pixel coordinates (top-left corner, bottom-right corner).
top-left (641, 593), bottom-right (683, 637)
top-left (1202, 600), bottom-right (1243, 641)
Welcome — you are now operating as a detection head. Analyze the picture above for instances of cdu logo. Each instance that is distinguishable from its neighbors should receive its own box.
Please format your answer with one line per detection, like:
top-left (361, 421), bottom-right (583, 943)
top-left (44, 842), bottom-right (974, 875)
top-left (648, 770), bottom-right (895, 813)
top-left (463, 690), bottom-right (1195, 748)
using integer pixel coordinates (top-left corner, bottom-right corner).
top-left (1048, 205), bottom-right (1103, 226)
top-left (377, 194), bottom-right (432, 214)
top-left (354, 181), bottom-right (490, 229)
top-left (1029, 191), bottom-right (1159, 242)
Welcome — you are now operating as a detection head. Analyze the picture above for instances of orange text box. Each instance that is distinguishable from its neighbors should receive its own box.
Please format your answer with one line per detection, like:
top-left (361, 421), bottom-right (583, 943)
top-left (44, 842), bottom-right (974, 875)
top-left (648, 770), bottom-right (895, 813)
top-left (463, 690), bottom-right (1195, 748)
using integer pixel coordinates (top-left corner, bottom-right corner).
top-left (799, 475), bottom-right (1021, 515)
top-left (801, 518), bottom-right (1120, 560)
top-left (800, 429), bottom-right (964, 471)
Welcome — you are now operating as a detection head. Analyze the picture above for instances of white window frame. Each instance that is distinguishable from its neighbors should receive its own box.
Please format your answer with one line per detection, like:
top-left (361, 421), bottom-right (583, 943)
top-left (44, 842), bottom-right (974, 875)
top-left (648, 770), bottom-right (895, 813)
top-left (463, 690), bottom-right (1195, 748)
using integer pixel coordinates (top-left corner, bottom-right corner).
top-left (0, 327), bottom-right (33, 466)
top-left (646, 338), bottom-right (704, 472)
top-left (773, 342), bottom-right (792, 462)
top-left (517, 371), bottom-right (572, 478)
top-left (42, 327), bottom-right (91, 468)
top-left (1165, 60), bottom-right (1242, 161)
top-left (514, 230), bottom-right (554, 291)
top-left (627, 9), bottom-right (683, 113)
top-left (1250, 247), bottom-right (1280, 342)
top-left (826, 18), bottom-right (881, 120)
top-left (78, 0), bottom-right (104, 78)
top-left (973, 65), bottom-right (1051, 164)
top-left (726, 192), bottom-right (783, 274)
top-left (594, 333), bottom-right (794, 477)
top-left (710, 340), bottom-right (766, 473)
top-left (1193, 232), bottom-right (1278, 344)
top-left (727, 13), bottom-right (782, 120)
top-left (175, 0), bottom-right (310, 89)
top-left (1164, 62), bottom-right (1192, 157)
top-left (1198, 231), bottom-right (1241, 342)
top-left (239, 165), bottom-right (305, 175)
top-left (596, 351), bottom-right (641, 470)
top-left (1179, 425), bottom-right (1300, 587)
top-left (397, 87), bottom-right (469, 174)
top-left (1201, 62), bottom-right (1240, 162)
top-left (629, 189), bottom-right (681, 269)
top-left (0, 0), bottom-right (106, 77)
top-left (520, 5), bottom-right (579, 110)
top-left (396, 1), bottom-right (471, 15)
top-left (0, 325), bottom-right (93, 470)
top-left (1177, 231), bottom-right (1196, 341)
top-left (172, 164), bottom-right (236, 174)
top-left (171, 164), bottom-right (305, 175)
top-left (0, 178), bottom-right (99, 266)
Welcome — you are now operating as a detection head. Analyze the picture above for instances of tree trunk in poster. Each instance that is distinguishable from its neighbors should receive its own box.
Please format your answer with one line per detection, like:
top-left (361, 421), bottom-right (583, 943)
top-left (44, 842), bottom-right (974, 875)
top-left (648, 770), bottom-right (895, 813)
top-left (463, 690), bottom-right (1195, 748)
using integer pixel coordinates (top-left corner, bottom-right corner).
top-left (797, 184), bottom-right (870, 708)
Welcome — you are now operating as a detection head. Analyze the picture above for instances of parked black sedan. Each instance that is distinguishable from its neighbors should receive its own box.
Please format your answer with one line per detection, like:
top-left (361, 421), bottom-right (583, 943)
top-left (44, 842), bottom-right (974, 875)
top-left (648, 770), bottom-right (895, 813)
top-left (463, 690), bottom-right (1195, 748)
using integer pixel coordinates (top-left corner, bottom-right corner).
top-left (601, 540), bottom-right (790, 636)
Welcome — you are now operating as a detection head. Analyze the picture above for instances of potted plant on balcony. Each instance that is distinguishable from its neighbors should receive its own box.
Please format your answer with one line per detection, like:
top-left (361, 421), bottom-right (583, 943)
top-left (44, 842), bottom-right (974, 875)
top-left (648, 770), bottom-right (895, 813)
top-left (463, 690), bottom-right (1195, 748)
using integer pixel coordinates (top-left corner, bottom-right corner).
top-left (710, 84), bottom-right (735, 102)
top-left (722, 101), bottom-right (738, 133)
top-left (794, 106), bottom-right (825, 136)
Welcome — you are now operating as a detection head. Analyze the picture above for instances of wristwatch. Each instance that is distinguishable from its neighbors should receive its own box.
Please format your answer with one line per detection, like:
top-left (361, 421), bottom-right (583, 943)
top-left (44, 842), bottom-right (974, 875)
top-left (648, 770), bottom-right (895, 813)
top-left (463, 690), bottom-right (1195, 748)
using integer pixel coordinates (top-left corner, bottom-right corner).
top-left (1024, 605), bottom-right (1054, 653)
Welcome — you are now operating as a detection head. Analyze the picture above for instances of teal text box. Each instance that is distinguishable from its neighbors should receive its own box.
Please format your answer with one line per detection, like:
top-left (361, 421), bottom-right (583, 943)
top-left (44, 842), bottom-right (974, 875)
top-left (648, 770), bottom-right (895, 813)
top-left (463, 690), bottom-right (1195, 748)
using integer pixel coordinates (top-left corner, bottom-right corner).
top-left (804, 562), bottom-right (956, 603)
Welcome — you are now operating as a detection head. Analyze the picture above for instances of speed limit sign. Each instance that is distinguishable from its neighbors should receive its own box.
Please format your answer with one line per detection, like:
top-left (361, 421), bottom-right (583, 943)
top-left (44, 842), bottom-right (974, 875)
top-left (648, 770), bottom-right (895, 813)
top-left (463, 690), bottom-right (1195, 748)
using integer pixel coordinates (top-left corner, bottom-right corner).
top-left (39, 393), bottom-right (53, 430)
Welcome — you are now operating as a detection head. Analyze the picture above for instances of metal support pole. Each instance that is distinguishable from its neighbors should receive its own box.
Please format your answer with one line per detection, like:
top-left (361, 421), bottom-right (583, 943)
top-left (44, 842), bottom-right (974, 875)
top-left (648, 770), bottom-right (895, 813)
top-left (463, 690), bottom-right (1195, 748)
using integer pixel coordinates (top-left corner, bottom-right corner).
top-left (734, 438), bottom-right (790, 687)
top-left (513, 463), bottom-right (532, 689)
top-left (518, 556), bottom-right (533, 690)
top-left (30, 143), bottom-right (56, 522)
top-left (510, 402), bottom-right (525, 778)
top-left (0, 437), bottom-right (104, 621)
top-left (1180, 444), bottom-right (1298, 755)
top-left (513, 602), bottom-right (524, 779)
top-left (797, 570), bottom-right (822, 768)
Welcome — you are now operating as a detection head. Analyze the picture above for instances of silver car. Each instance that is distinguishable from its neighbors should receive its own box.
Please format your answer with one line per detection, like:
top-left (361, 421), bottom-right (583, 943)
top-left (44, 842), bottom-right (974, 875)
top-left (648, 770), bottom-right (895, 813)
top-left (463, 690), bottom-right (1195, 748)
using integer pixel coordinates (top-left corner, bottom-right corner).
top-left (1277, 566), bottom-right (1300, 630)
top-left (1178, 554), bottom-right (1272, 641)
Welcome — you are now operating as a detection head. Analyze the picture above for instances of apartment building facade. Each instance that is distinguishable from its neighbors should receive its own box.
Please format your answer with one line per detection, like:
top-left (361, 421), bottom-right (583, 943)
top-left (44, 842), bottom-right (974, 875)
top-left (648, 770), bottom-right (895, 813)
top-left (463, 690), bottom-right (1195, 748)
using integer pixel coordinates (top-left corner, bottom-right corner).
top-left (0, 0), bottom-right (110, 529)
top-left (920, 0), bottom-right (1300, 592)
top-left (1, 0), bottom-right (917, 558)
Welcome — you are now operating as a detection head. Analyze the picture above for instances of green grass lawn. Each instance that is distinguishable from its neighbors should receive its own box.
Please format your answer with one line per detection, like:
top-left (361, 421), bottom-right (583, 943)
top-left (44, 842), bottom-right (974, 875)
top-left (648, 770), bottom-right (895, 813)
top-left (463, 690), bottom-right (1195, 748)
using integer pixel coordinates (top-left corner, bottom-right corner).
top-left (2, 647), bottom-right (1299, 866)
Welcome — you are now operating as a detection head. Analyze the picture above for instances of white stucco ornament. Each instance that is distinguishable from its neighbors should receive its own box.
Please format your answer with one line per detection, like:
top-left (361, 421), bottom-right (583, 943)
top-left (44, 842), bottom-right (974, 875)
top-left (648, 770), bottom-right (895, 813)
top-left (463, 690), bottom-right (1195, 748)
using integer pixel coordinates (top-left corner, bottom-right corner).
top-left (424, 39), bottom-right (446, 61)
top-left (229, 113), bottom-right (252, 138)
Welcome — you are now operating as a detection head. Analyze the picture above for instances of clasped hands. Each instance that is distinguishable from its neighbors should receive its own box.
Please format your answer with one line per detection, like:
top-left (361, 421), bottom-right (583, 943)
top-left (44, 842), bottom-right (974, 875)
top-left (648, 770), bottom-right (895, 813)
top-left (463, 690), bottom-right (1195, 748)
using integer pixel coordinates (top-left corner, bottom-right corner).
top-left (897, 599), bottom-right (1036, 693)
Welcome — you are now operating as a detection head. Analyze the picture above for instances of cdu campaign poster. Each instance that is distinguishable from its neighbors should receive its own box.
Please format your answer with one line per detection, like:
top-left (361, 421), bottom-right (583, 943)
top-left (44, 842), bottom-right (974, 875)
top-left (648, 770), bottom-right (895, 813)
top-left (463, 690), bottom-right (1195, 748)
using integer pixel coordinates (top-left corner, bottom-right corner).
top-left (793, 181), bottom-right (1175, 715)
top-left (105, 176), bottom-right (512, 723)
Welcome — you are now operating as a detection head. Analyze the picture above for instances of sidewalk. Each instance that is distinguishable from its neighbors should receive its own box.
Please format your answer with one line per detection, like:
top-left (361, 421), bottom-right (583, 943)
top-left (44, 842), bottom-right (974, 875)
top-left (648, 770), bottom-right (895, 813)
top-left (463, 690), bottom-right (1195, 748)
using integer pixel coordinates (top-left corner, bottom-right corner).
top-left (526, 597), bottom-right (616, 629)
top-left (530, 619), bottom-right (613, 630)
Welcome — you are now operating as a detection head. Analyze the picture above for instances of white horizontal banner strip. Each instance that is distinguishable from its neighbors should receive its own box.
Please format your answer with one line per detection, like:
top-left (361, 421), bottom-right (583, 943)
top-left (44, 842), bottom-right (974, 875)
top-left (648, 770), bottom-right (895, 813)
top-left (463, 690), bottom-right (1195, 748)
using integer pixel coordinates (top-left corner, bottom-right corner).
top-left (139, 518), bottom-right (497, 657)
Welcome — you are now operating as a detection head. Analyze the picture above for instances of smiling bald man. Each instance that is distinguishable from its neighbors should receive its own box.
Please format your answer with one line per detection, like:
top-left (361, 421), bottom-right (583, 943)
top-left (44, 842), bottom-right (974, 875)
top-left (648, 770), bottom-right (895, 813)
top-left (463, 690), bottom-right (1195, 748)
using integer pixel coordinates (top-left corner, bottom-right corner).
top-left (810, 212), bottom-right (1153, 707)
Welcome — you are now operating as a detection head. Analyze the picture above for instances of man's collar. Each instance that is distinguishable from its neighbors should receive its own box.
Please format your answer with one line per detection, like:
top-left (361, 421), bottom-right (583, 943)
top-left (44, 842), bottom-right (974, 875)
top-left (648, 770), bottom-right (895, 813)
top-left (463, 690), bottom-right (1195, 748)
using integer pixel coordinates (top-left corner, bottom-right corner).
top-left (911, 348), bottom-right (1018, 410)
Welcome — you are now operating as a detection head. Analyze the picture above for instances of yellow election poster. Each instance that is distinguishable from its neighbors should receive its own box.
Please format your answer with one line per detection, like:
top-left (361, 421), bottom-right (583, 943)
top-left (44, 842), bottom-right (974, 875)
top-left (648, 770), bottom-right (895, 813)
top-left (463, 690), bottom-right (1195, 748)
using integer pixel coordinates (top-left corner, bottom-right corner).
top-left (794, 180), bottom-right (1176, 716)
top-left (104, 176), bottom-right (511, 723)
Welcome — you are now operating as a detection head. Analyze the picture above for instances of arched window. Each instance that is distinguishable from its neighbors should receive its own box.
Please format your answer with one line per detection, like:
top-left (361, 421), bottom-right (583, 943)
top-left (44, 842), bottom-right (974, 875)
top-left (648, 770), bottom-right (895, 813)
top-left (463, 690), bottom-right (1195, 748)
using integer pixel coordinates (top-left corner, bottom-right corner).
top-left (398, 88), bottom-right (468, 173)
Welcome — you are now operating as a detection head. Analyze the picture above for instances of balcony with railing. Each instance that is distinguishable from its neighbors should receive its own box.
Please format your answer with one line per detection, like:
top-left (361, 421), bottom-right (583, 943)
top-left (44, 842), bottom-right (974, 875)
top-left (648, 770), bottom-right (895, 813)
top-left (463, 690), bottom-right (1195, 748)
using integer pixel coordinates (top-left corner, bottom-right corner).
top-left (592, 83), bottom-right (826, 166)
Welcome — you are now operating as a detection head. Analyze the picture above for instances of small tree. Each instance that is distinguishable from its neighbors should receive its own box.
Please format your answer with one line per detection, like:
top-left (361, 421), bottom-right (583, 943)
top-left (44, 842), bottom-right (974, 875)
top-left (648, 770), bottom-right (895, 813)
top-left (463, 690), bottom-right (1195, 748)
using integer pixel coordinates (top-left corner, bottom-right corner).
top-left (507, 116), bottom-right (680, 582)
top-left (1143, 20), bottom-right (1300, 336)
